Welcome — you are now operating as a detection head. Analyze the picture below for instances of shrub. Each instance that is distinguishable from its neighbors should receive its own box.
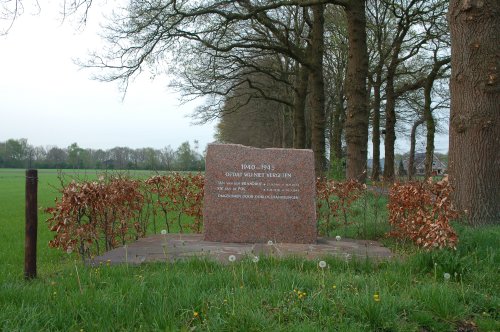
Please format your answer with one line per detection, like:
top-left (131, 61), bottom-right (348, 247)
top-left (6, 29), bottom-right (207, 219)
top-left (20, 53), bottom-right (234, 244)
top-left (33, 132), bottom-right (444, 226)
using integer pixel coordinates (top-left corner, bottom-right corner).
top-left (387, 176), bottom-right (459, 249)
top-left (316, 179), bottom-right (366, 235)
top-left (145, 172), bottom-right (204, 233)
top-left (46, 175), bottom-right (145, 261)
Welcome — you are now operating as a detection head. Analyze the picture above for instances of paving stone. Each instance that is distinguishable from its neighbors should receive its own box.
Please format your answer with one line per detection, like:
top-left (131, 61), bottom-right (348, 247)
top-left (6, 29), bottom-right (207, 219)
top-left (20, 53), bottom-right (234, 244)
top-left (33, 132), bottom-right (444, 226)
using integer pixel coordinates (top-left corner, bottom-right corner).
top-left (91, 234), bottom-right (393, 266)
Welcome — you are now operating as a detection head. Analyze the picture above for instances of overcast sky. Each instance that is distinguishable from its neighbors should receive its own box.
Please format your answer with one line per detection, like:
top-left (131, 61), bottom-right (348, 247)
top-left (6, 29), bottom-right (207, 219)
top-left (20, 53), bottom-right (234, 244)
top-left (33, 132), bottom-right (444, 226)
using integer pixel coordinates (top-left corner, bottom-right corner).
top-left (0, 1), bottom-right (449, 156)
top-left (0, 1), bottom-right (216, 152)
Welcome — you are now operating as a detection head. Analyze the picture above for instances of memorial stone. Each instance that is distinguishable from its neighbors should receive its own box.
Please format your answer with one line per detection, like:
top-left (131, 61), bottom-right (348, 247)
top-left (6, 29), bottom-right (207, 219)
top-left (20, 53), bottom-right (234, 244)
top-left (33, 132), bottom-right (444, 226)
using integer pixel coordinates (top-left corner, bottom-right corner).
top-left (203, 144), bottom-right (317, 243)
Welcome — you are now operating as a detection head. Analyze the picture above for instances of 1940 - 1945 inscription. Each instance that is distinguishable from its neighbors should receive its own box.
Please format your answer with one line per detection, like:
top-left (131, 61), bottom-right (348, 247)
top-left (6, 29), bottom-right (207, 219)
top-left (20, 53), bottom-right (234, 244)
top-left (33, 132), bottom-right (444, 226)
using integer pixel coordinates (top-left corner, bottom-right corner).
top-left (203, 144), bottom-right (317, 244)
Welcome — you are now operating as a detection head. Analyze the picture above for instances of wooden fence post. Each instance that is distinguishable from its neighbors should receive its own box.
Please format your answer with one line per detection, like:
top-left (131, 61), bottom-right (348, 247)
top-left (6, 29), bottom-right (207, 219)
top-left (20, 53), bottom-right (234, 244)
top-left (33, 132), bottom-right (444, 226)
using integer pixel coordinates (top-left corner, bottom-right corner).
top-left (25, 169), bottom-right (38, 279)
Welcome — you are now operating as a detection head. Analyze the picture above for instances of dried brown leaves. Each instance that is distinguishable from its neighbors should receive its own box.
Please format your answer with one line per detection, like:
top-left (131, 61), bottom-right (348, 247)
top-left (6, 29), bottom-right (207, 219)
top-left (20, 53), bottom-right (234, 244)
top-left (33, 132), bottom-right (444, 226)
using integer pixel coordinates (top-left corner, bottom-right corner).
top-left (387, 176), bottom-right (459, 250)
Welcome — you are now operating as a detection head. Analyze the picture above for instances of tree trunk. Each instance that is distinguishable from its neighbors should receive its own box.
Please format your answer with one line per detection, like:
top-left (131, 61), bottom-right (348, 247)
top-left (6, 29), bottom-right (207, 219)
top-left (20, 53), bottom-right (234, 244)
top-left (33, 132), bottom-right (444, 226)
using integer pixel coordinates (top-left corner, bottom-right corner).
top-left (424, 56), bottom-right (450, 178)
top-left (409, 118), bottom-right (424, 180)
top-left (424, 88), bottom-right (435, 179)
top-left (309, 4), bottom-right (326, 177)
top-left (344, 0), bottom-right (369, 182)
top-left (383, 70), bottom-right (396, 181)
top-left (293, 64), bottom-right (309, 149)
top-left (329, 87), bottom-right (345, 179)
top-left (448, 0), bottom-right (500, 225)
top-left (331, 91), bottom-right (344, 160)
top-left (371, 73), bottom-right (382, 181)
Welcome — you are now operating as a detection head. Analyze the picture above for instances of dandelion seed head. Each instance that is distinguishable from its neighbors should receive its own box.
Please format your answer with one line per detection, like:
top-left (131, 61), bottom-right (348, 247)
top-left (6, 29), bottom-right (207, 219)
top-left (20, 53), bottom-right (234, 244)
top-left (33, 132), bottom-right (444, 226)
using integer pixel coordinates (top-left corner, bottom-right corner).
top-left (318, 260), bottom-right (327, 268)
top-left (267, 240), bottom-right (273, 245)
top-left (335, 235), bottom-right (341, 241)
top-left (443, 272), bottom-right (451, 280)
top-left (161, 229), bottom-right (167, 235)
top-left (252, 256), bottom-right (259, 263)
top-left (228, 255), bottom-right (236, 262)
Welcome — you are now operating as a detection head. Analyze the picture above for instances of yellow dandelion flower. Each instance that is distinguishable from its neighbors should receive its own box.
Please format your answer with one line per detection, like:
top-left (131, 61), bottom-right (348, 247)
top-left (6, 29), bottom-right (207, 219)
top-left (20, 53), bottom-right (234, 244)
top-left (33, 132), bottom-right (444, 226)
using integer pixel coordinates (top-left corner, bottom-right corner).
top-left (373, 293), bottom-right (380, 302)
top-left (332, 285), bottom-right (337, 289)
top-left (193, 311), bottom-right (199, 318)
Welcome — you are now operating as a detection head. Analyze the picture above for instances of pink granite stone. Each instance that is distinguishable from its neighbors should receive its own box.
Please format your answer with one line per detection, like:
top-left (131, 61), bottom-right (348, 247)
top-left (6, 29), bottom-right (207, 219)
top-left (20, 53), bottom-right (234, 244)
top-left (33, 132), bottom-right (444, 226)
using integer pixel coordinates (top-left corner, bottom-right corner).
top-left (203, 144), bottom-right (317, 244)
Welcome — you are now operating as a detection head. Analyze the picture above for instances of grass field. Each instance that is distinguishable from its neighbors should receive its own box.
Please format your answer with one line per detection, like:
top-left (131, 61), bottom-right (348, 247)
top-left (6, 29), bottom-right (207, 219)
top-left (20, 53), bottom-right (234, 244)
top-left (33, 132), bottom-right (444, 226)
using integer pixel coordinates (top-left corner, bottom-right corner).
top-left (0, 169), bottom-right (499, 331)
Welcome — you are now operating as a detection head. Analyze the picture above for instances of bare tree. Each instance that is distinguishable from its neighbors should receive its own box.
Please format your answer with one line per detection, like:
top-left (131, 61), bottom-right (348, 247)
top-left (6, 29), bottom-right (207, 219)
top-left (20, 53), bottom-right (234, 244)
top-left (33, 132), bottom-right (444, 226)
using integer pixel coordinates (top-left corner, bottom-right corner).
top-left (324, 6), bottom-right (348, 179)
top-left (378, 0), bottom-right (448, 180)
top-left (366, 0), bottom-right (391, 181)
top-left (422, 51), bottom-right (450, 177)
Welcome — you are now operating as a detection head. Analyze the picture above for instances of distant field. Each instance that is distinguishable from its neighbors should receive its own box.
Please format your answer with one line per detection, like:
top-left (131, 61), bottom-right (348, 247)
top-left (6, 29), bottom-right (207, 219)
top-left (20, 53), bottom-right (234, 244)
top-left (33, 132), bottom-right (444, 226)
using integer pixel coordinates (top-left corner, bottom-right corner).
top-left (0, 169), bottom-right (64, 280)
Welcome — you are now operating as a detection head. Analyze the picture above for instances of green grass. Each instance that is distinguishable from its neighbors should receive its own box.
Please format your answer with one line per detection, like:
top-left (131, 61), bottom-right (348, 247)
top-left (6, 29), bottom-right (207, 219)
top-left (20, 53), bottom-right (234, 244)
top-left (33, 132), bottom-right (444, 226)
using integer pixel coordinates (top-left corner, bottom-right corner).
top-left (1, 169), bottom-right (499, 331)
top-left (317, 188), bottom-right (390, 241)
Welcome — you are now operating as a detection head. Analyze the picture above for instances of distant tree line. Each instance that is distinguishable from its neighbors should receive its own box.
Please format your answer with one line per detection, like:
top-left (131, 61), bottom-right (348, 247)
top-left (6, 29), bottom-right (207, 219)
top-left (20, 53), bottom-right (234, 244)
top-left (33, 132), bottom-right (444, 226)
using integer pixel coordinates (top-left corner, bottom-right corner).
top-left (0, 139), bottom-right (205, 171)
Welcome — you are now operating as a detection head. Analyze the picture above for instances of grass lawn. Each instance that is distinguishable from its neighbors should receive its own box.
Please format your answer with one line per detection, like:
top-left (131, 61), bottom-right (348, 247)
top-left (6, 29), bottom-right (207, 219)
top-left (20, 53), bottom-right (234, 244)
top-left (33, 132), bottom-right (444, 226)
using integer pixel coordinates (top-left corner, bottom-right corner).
top-left (0, 169), bottom-right (498, 331)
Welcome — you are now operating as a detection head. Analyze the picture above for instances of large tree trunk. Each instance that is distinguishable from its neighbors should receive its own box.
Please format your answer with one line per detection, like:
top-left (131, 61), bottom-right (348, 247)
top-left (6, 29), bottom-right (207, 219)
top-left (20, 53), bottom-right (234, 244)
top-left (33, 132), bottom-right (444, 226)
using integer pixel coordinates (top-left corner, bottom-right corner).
top-left (293, 64), bottom-right (309, 149)
top-left (344, 0), bottom-right (369, 182)
top-left (409, 118), bottom-right (424, 180)
top-left (448, 0), bottom-right (500, 225)
top-left (371, 73), bottom-right (382, 181)
top-left (309, 4), bottom-right (326, 176)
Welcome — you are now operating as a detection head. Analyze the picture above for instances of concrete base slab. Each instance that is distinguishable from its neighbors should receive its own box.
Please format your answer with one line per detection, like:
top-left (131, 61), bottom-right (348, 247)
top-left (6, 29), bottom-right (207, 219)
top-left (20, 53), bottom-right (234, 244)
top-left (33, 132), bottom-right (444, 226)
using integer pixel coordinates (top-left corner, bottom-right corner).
top-left (91, 234), bottom-right (393, 266)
